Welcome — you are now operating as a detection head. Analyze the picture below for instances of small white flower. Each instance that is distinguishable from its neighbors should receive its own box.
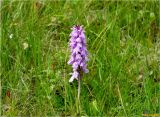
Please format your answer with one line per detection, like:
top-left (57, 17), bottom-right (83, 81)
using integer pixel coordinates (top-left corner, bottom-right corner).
top-left (9, 34), bottom-right (13, 39)
top-left (47, 96), bottom-right (51, 100)
top-left (23, 42), bottom-right (28, 50)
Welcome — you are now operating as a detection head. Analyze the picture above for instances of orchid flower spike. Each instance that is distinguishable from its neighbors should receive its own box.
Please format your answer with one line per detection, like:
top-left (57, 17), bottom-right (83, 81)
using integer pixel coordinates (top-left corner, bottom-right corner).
top-left (68, 25), bottom-right (89, 82)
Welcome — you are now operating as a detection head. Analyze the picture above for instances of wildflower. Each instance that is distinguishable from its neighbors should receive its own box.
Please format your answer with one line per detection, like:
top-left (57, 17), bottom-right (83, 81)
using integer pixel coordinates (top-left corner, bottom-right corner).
top-left (23, 42), bottom-right (28, 50)
top-left (9, 34), bottom-right (13, 39)
top-left (68, 25), bottom-right (89, 82)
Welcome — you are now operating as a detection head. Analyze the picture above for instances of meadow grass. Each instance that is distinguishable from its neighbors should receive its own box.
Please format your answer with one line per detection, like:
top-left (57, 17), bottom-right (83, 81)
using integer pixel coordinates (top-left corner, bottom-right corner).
top-left (1, 0), bottom-right (160, 116)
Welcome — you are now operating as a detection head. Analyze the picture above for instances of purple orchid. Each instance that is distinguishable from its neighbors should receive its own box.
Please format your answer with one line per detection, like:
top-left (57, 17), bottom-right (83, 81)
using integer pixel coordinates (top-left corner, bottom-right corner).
top-left (68, 25), bottom-right (89, 82)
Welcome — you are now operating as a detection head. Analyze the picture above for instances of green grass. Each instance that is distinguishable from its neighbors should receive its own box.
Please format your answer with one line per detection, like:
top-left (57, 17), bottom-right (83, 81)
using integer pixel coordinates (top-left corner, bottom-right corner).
top-left (1, 0), bottom-right (160, 116)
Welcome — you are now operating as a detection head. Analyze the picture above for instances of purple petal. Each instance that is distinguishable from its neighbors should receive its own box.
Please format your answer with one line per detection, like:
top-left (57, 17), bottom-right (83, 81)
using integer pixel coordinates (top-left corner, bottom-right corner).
top-left (72, 62), bottom-right (79, 69)
top-left (76, 54), bottom-right (82, 61)
top-left (77, 43), bottom-right (82, 48)
top-left (70, 31), bottom-right (78, 37)
top-left (69, 71), bottom-right (79, 82)
top-left (76, 37), bottom-right (81, 43)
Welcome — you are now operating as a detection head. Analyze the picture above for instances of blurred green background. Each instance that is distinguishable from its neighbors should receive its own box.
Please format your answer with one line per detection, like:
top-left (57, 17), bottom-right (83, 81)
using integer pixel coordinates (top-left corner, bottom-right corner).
top-left (1, 0), bottom-right (160, 116)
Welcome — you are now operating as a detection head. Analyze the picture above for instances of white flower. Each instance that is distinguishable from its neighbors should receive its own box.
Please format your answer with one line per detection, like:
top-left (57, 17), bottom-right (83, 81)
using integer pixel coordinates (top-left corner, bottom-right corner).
top-left (23, 42), bottom-right (28, 50)
top-left (9, 34), bottom-right (13, 39)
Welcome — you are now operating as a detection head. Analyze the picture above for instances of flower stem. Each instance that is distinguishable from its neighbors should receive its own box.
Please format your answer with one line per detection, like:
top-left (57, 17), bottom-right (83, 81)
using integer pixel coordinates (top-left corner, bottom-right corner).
top-left (78, 76), bottom-right (80, 101)
top-left (77, 74), bottom-right (81, 115)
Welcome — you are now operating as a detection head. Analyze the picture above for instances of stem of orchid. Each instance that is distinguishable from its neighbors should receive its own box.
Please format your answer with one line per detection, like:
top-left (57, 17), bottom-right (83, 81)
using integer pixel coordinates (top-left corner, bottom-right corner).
top-left (78, 76), bottom-right (80, 101)
top-left (77, 74), bottom-right (81, 115)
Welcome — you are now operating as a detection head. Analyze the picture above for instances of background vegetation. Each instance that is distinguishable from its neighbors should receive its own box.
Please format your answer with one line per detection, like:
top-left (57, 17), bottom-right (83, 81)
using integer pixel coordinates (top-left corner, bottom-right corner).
top-left (1, 0), bottom-right (160, 116)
